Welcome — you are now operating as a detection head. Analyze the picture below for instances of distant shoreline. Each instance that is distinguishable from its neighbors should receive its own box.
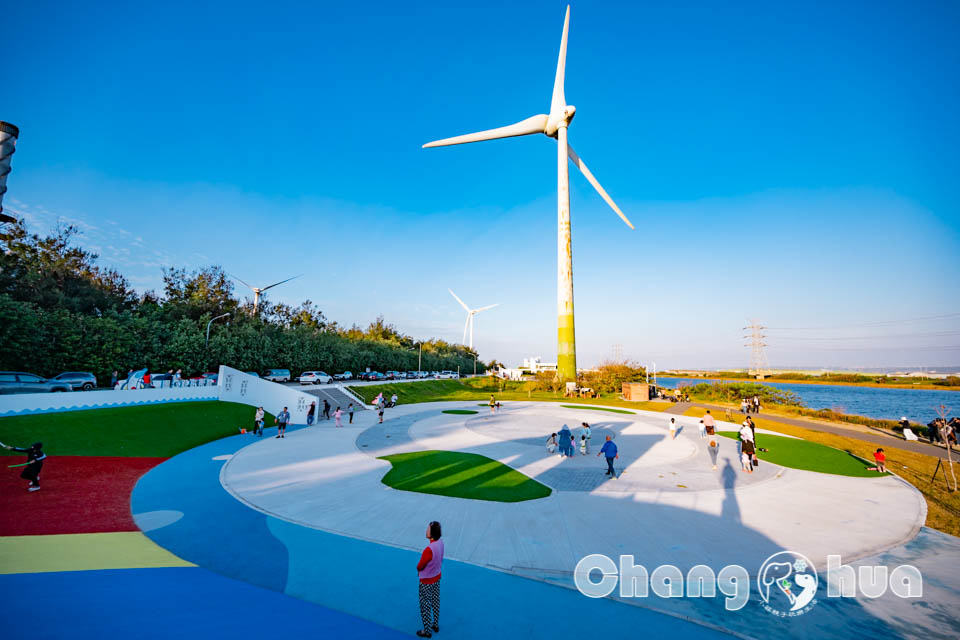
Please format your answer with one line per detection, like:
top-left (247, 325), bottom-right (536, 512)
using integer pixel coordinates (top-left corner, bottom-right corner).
top-left (657, 375), bottom-right (960, 392)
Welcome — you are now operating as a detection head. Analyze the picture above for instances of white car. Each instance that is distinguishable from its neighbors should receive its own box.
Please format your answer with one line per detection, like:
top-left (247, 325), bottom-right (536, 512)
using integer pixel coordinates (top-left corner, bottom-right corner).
top-left (299, 371), bottom-right (333, 385)
top-left (438, 370), bottom-right (459, 379)
top-left (333, 371), bottom-right (353, 381)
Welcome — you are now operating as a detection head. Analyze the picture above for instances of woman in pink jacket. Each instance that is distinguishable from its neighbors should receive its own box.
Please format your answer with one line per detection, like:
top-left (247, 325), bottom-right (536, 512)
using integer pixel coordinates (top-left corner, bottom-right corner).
top-left (416, 520), bottom-right (444, 637)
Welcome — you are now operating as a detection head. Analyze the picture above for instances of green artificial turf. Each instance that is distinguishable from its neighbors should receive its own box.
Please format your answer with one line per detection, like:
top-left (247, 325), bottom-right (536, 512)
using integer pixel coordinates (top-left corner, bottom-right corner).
top-left (378, 450), bottom-right (552, 502)
top-left (0, 401), bottom-right (273, 457)
top-left (561, 404), bottom-right (635, 414)
top-left (443, 409), bottom-right (478, 415)
top-left (717, 431), bottom-right (889, 477)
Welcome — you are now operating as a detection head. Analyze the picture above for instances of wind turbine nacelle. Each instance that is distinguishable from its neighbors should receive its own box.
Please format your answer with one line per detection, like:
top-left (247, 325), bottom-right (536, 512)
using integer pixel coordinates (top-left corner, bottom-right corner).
top-left (545, 105), bottom-right (576, 138)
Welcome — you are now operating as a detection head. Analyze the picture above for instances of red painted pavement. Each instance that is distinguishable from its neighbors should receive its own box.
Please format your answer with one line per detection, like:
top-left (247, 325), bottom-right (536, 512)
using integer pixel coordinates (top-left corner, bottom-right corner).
top-left (0, 456), bottom-right (166, 536)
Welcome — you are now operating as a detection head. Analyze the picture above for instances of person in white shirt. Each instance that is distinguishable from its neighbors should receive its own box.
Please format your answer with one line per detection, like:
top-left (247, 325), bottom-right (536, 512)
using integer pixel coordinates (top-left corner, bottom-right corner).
top-left (698, 418), bottom-right (706, 439)
top-left (668, 417), bottom-right (677, 440)
top-left (581, 422), bottom-right (592, 453)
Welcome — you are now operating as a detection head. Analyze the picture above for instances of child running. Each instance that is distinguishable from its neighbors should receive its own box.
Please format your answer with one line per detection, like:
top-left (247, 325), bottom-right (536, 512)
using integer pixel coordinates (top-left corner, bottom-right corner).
top-left (3, 441), bottom-right (46, 491)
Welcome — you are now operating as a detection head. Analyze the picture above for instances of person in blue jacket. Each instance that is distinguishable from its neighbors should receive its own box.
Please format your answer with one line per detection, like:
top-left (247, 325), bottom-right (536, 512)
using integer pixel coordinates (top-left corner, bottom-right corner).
top-left (598, 435), bottom-right (618, 477)
top-left (558, 424), bottom-right (573, 457)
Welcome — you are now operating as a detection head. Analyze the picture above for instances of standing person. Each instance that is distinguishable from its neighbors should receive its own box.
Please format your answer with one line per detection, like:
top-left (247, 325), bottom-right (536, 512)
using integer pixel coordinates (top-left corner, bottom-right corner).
top-left (581, 422), bottom-right (591, 453)
top-left (580, 435), bottom-right (587, 455)
top-left (558, 424), bottom-right (573, 457)
top-left (753, 395), bottom-right (761, 414)
top-left (739, 420), bottom-right (755, 472)
top-left (705, 421), bottom-right (719, 470)
top-left (390, 393), bottom-right (398, 408)
top-left (307, 402), bottom-right (316, 426)
top-left (254, 406), bottom-right (265, 437)
top-left (334, 406), bottom-right (343, 428)
top-left (173, 369), bottom-right (182, 387)
top-left (702, 411), bottom-right (716, 437)
top-left (746, 416), bottom-right (758, 465)
top-left (740, 398), bottom-right (748, 414)
top-left (348, 403), bottom-right (355, 424)
top-left (598, 435), bottom-right (618, 477)
top-left (698, 418), bottom-right (706, 439)
top-left (323, 399), bottom-right (331, 421)
top-left (378, 399), bottom-right (385, 424)
top-left (415, 521), bottom-right (444, 638)
top-left (489, 395), bottom-right (496, 414)
top-left (110, 371), bottom-right (118, 389)
top-left (668, 417), bottom-right (678, 440)
top-left (276, 406), bottom-right (290, 438)
top-left (3, 441), bottom-right (46, 491)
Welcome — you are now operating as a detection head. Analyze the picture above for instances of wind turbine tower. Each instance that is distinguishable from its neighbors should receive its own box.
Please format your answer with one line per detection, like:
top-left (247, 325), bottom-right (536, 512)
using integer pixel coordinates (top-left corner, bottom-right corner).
top-left (449, 289), bottom-right (499, 350)
top-left (424, 6), bottom-right (634, 381)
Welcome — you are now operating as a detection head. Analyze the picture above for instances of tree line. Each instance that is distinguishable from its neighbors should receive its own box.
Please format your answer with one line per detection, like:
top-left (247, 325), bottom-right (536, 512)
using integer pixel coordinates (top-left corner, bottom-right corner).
top-left (0, 220), bottom-right (486, 385)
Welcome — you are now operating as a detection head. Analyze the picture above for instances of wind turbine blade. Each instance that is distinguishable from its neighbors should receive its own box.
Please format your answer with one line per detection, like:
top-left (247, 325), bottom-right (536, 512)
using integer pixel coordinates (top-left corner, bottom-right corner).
top-left (260, 274), bottom-right (303, 292)
top-left (550, 6), bottom-right (571, 119)
top-left (448, 288), bottom-right (470, 312)
top-left (473, 303), bottom-right (499, 313)
top-left (567, 144), bottom-right (635, 230)
top-left (423, 115), bottom-right (548, 148)
top-left (226, 272), bottom-right (255, 291)
top-left (462, 314), bottom-right (470, 346)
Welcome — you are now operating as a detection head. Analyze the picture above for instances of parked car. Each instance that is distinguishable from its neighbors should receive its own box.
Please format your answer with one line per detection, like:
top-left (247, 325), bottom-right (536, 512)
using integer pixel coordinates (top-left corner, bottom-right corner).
top-left (418, 371), bottom-right (430, 379)
top-left (333, 371), bottom-right (353, 381)
top-left (245, 371), bottom-right (259, 377)
top-left (385, 371), bottom-right (403, 380)
top-left (299, 371), bottom-right (333, 385)
top-left (361, 371), bottom-right (385, 381)
top-left (0, 371), bottom-right (73, 394)
top-left (52, 371), bottom-right (97, 391)
top-left (263, 369), bottom-right (291, 383)
top-left (406, 371), bottom-right (419, 379)
top-left (438, 370), bottom-right (459, 379)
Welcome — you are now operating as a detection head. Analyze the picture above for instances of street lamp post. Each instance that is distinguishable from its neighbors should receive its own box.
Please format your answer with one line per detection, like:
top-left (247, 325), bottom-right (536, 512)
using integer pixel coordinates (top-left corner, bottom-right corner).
top-left (206, 313), bottom-right (230, 348)
top-left (474, 353), bottom-right (478, 376)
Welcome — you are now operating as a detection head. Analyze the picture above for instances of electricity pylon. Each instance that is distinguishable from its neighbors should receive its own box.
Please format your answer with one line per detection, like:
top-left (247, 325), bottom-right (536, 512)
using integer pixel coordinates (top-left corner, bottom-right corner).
top-left (743, 320), bottom-right (770, 378)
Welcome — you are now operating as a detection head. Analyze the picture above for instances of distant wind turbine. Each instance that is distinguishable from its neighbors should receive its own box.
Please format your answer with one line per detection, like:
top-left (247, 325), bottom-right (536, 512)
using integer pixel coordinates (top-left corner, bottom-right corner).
top-left (424, 6), bottom-right (634, 381)
top-left (228, 272), bottom-right (302, 315)
top-left (449, 289), bottom-right (498, 350)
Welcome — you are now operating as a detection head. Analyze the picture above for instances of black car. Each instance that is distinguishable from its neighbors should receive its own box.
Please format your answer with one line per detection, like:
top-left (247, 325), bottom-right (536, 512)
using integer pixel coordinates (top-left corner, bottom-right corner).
top-left (52, 371), bottom-right (98, 391)
top-left (0, 372), bottom-right (73, 395)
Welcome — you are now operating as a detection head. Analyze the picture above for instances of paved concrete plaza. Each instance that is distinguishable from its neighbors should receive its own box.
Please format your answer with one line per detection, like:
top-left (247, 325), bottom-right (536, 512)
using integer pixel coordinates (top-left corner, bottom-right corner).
top-left (223, 401), bottom-right (924, 578)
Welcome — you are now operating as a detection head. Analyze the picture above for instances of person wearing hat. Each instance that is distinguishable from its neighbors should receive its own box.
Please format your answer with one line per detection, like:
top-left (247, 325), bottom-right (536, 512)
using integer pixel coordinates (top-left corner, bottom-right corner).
top-left (3, 441), bottom-right (46, 491)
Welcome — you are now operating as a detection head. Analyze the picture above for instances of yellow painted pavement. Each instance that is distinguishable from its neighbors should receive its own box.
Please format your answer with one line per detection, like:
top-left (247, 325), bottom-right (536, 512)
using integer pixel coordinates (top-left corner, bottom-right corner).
top-left (0, 531), bottom-right (195, 574)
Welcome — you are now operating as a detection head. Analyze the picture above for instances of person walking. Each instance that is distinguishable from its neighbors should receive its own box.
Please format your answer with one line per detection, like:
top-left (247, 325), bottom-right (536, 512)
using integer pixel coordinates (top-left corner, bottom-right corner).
top-left (702, 411), bottom-right (716, 437)
top-left (348, 403), bottom-right (355, 424)
top-left (334, 406), bottom-right (343, 428)
top-left (581, 422), bottom-right (591, 453)
top-left (746, 416), bottom-right (758, 466)
top-left (705, 420), bottom-right (719, 470)
top-left (323, 399), bottom-right (331, 421)
top-left (390, 393), bottom-right (398, 408)
top-left (739, 420), bottom-right (755, 472)
top-left (740, 398), bottom-right (748, 414)
top-left (753, 395), bottom-right (761, 414)
top-left (415, 521), bottom-right (444, 638)
top-left (598, 435), bottom-right (618, 477)
top-left (276, 406), bottom-right (290, 438)
top-left (668, 417), bottom-right (678, 440)
top-left (698, 418), bottom-right (706, 439)
top-left (254, 406), bottom-right (265, 436)
top-left (307, 402), bottom-right (316, 426)
top-left (378, 399), bottom-right (385, 424)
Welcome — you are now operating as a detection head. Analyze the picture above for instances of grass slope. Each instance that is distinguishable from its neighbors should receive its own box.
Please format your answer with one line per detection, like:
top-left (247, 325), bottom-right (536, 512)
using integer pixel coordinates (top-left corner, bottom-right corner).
top-left (716, 431), bottom-right (883, 477)
top-left (354, 379), bottom-right (671, 412)
top-left (0, 401), bottom-right (272, 457)
top-left (378, 450), bottom-right (551, 502)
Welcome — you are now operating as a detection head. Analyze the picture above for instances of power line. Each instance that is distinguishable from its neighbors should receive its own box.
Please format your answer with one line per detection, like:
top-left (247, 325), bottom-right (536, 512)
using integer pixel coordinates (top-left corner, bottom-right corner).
top-left (767, 312), bottom-right (960, 331)
top-left (772, 330), bottom-right (960, 341)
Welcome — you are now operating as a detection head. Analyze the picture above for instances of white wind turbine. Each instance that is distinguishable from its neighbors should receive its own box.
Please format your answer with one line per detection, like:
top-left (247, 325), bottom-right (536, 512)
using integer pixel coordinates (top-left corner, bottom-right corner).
top-left (424, 5), bottom-right (634, 381)
top-left (449, 289), bottom-right (498, 350)
top-left (227, 272), bottom-right (303, 315)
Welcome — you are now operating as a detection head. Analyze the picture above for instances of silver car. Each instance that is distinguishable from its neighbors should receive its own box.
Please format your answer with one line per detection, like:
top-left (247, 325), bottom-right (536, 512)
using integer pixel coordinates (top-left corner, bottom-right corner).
top-left (52, 371), bottom-right (98, 391)
top-left (0, 372), bottom-right (73, 394)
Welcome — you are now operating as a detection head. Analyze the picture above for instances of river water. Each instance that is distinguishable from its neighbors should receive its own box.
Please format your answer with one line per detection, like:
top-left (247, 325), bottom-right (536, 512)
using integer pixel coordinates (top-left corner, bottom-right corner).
top-left (655, 377), bottom-right (957, 423)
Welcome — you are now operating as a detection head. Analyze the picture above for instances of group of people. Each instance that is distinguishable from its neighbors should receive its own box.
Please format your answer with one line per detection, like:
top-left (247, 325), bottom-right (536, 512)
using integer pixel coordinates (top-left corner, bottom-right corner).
top-left (738, 415), bottom-right (758, 473)
top-left (545, 423), bottom-right (620, 477)
top-left (253, 401), bottom-right (357, 436)
top-left (739, 396), bottom-right (762, 414)
top-left (925, 417), bottom-right (958, 447)
top-left (546, 422), bottom-right (592, 456)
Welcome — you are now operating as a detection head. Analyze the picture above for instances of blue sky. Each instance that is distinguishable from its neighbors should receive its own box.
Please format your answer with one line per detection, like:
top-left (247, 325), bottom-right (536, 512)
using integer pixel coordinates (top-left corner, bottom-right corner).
top-left (4, 0), bottom-right (959, 369)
